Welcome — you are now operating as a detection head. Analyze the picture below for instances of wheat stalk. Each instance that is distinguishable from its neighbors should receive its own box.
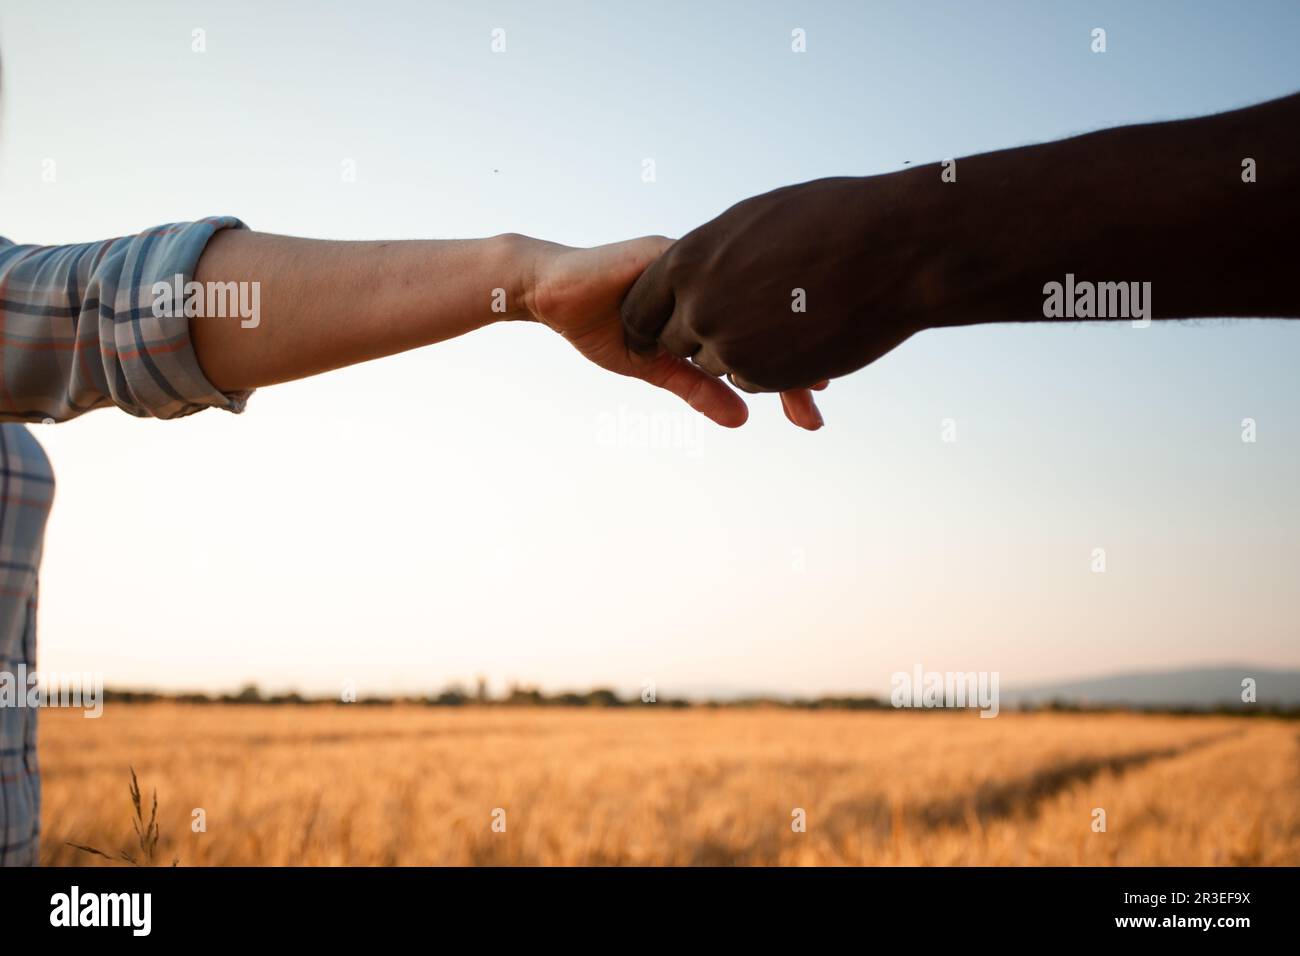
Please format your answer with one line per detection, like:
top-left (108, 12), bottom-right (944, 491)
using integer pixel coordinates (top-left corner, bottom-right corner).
top-left (67, 766), bottom-right (178, 866)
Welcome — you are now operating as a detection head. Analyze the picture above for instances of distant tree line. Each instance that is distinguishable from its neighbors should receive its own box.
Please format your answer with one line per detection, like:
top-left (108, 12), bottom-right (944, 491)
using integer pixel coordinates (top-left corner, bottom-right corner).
top-left (92, 684), bottom-right (1300, 717)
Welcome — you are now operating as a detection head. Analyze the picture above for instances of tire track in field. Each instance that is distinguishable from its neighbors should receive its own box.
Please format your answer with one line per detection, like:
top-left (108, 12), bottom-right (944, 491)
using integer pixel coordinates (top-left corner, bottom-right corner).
top-left (913, 729), bottom-right (1246, 828)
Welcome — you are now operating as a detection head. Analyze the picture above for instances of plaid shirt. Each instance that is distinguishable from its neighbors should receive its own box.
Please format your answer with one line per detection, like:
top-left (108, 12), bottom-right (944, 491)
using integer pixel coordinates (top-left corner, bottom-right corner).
top-left (0, 217), bottom-right (251, 865)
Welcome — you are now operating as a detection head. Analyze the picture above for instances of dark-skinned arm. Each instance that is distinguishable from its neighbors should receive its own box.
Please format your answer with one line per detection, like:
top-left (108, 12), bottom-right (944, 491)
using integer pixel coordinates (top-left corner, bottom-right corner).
top-left (622, 92), bottom-right (1300, 393)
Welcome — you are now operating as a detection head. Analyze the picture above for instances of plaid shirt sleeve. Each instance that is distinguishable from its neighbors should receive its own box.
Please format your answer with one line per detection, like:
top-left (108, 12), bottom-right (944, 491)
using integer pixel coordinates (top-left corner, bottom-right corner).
top-left (0, 217), bottom-right (255, 422)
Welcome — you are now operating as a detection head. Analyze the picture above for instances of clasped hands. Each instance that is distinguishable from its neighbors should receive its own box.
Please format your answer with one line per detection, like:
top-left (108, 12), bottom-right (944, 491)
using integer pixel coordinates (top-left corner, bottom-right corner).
top-left (527, 175), bottom-right (933, 432)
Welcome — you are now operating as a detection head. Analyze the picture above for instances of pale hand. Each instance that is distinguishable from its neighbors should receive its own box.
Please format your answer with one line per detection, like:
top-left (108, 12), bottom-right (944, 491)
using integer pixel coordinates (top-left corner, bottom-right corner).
top-left (526, 236), bottom-right (826, 430)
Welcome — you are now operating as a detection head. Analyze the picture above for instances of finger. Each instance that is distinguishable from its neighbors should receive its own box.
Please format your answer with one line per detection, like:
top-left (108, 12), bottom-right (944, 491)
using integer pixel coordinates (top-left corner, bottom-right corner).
top-left (728, 373), bottom-right (776, 394)
top-left (636, 350), bottom-right (749, 428)
top-left (779, 389), bottom-right (824, 431)
top-left (730, 373), bottom-right (828, 395)
top-left (659, 315), bottom-right (700, 360)
top-left (620, 255), bottom-right (675, 355)
top-left (689, 345), bottom-right (727, 378)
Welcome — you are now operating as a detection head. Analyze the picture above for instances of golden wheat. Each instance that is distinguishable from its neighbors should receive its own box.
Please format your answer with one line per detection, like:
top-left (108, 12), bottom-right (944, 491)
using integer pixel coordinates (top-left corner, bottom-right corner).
top-left (37, 704), bottom-right (1300, 865)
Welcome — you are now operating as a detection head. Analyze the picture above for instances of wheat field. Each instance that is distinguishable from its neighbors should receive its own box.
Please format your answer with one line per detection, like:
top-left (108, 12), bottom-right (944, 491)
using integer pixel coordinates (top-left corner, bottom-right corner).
top-left (36, 704), bottom-right (1300, 866)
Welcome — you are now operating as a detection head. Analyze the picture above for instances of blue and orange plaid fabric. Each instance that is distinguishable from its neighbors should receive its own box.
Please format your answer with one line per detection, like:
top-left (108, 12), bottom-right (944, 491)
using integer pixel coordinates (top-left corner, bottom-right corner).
top-left (0, 217), bottom-right (251, 864)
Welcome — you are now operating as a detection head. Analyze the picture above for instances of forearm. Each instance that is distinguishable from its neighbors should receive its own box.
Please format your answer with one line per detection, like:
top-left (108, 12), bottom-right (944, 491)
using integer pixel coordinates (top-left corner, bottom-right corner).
top-left (921, 91), bottom-right (1300, 327)
top-left (619, 92), bottom-right (1300, 393)
top-left (190, 230), bottom-right (537, 391)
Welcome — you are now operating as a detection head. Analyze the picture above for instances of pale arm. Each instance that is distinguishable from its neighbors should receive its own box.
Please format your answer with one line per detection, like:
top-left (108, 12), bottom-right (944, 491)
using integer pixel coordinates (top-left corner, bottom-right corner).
top-left (191, 231), bottom-right (532, 391)
top-left (190, 229), bottom-right (811, 428)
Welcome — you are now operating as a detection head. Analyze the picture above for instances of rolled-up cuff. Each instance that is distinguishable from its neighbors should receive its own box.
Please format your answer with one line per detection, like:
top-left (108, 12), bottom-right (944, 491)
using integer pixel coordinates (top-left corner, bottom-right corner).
top-left (112, 216), bottom-right (255, 419)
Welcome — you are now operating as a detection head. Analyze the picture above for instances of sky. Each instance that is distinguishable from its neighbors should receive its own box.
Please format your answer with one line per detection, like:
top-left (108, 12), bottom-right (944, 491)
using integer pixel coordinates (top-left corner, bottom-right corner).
top-left (1, 0), bottom-right (1297, 698)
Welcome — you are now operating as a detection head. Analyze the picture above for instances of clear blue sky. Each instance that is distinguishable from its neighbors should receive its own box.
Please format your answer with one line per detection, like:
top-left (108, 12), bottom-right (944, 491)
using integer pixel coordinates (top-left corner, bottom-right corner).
top-left (2, 0), bottom-right (1298, 697)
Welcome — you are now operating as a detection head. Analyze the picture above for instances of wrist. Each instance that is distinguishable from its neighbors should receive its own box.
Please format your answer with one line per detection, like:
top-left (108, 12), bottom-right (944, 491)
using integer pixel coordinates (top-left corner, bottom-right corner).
top-left (486, 232), bottom-right (545, 323)
top-left (903, 149), bottom-right (1075, 330)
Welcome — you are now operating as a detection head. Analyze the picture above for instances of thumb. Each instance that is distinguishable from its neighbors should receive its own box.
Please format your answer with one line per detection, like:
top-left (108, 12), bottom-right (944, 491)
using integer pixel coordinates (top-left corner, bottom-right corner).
top-left (620, 233), bottom-right (675, 267)
top-left (620, 246), bottom-right (677, 356)
top-left (594, 234), bottom-right (674, 287)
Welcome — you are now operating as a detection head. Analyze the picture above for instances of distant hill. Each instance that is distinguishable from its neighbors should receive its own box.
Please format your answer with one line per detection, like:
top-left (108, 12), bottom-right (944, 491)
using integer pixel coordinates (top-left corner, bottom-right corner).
top-left (100, 665), bottom-right (1300, 712)
top-left (1003, 665), bottom-right (1300, 710)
